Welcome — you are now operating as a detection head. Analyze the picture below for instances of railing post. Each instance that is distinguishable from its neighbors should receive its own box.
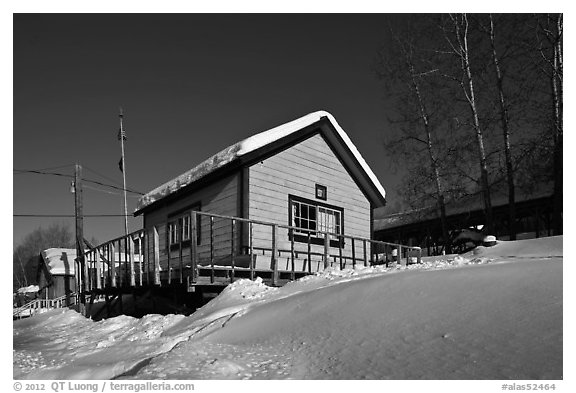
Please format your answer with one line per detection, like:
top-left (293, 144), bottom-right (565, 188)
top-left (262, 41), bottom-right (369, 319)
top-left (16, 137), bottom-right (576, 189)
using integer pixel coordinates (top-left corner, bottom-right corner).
top-left (117, 239), bottom-right (123, 287)
top-left (138, 234), bottom-right (143, 286)
top-left (307, 232), bottom-right (312, 274)
top-left (110, 242), bottom-right (116, 288)
top-left (84, 252), bottom-right (90, 292)
top-left (363, 239), bottom-right (368, 267)
top-left (290, 228), bottom-right (295, 281)
top-left (210, 216), bottom-right (215, 284)
top-left (398, 245), bottom-right (404, 266)
top-left (153, 226), bottom-right (161, 285)
top-left (96, 249), bottom-right (102, 289)
top-left (271, 224), bottom-right (279, 286)
top-left (351, 238), bottom-right (356, 269)
top-left (338, 235), bottom-right (343, 269)
top-left (417, 247), bottom-right (422, 264)
top-left (179, 223), bottom-right (184, 285)
top-left (190, 212), bottom-right (198, 284)
top-left (230, 219), bottom-right (236, 283)
top-left (129, 235), bottom-right (136, 287)
top-left (323, 232), bottom-right (329, 270)
top-left (145, 231), bottom-right (150, 285)
top-left (249, 222), bottom-right (254, 281)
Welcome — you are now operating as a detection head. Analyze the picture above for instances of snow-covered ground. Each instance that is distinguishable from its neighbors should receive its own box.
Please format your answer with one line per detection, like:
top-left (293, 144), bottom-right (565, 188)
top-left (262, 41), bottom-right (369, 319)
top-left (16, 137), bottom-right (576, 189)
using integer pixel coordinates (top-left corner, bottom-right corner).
top-left (13, 236), bottom-right (563, 380)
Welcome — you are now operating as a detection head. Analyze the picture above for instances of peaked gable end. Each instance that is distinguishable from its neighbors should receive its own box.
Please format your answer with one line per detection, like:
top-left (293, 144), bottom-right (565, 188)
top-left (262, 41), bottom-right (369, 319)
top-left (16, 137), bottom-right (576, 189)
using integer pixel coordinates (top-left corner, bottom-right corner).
top-left (135, 111), bottom-right (386, 215)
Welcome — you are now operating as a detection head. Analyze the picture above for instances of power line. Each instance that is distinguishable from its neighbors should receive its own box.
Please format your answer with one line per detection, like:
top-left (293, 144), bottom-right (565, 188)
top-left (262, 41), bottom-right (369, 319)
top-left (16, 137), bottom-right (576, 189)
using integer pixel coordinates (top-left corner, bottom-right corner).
top-left (14, 214), bottom-right (135, 217)
top-left (18, 164), bottom-right (76, 172)
top-left (14, 169), bottom-right (73, 178)
top-left (83, 165), bottom-right (125, 188)
top-left (83, 183), bottom-right (140, 197)
top-left (13, 169), bottom-right (145, 195)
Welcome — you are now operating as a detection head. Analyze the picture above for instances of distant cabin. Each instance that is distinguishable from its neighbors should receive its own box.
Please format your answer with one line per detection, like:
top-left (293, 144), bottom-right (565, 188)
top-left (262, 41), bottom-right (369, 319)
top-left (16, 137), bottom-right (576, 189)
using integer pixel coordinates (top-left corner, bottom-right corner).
top-left (37, 248), bottom-right (77, 300)
top-left (134, 111), bottom-right (387, 272)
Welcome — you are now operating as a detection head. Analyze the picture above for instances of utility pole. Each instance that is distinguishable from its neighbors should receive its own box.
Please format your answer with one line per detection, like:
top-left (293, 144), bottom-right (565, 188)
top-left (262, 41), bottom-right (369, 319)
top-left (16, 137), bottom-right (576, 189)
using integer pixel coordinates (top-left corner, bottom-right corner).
top-left (74, 164), bottom-right (86, 315)
top-left (119, 108), bottom-right (129, 236)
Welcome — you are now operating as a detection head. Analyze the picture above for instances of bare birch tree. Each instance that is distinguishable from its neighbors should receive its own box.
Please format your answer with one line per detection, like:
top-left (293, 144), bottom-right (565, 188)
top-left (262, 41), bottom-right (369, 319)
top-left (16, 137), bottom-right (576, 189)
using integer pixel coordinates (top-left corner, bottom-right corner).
top-left (375, 17), bottom-right (455, 252)
top-left (441, 13), bottom-right (494, 234)
top-left (531, 13), bottom-right (562, 235)
top-left (485, 14), bottom-right (516, 239)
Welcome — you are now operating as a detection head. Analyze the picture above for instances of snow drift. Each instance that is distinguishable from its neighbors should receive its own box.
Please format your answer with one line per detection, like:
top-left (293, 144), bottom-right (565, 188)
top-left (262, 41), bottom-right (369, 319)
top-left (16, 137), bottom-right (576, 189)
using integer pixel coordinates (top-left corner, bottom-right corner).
top-left (13, 237), bottom-right (562, 380)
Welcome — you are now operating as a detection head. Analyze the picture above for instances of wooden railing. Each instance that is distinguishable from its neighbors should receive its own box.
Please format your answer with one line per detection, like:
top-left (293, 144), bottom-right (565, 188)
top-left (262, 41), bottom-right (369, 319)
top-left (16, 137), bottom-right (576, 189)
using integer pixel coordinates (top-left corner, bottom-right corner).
top-left (13, 293), bottom-right (77, 319)
top-left (80, 211), bottom-right (422, 292)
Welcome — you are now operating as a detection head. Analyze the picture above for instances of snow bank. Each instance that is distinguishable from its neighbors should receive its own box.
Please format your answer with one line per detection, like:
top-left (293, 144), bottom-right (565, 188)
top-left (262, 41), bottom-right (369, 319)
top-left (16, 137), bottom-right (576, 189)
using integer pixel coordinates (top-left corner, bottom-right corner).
top-left (464, 236), bottom-right (563, 259)
top-left (14, 237), bottom-right (563, 380)
top-left (136, 111), bottom-right (386, 211)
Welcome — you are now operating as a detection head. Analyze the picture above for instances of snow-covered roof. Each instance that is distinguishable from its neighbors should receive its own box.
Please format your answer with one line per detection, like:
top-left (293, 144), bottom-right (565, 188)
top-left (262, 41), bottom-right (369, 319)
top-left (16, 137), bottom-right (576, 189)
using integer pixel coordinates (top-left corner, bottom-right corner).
top-left (136, 111), bottom-right (386, 213)
top-left (17, 285), bottom-right (39, 294)
top-left (41, 248), bottom-right (142, 276)
top-left (41, 248), bottom-right (77, 276)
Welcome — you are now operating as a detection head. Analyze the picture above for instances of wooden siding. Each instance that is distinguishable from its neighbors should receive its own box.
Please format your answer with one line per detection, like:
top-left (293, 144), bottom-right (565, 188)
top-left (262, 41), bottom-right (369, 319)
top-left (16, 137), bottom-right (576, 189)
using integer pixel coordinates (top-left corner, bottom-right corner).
top-left (248, 133), bottom-right (371, 259)
top-left (143, 173), bottom-right (241, 270)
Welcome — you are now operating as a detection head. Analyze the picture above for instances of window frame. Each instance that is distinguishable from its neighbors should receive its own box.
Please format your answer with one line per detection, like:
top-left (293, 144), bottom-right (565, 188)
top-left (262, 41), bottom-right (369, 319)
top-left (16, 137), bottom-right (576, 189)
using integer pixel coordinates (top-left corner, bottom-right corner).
top-left (315, 184), bottom-right (327, 201)
top-left (288, 195), bottom-right (344, 247)
top-left (167, 203), bottom-right (202, 251)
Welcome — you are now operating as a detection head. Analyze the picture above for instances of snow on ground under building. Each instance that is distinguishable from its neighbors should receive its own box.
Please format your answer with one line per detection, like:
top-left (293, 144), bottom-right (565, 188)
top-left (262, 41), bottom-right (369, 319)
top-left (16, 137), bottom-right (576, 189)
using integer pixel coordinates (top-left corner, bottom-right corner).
top-left (13, 236), bottom-right (562, 380)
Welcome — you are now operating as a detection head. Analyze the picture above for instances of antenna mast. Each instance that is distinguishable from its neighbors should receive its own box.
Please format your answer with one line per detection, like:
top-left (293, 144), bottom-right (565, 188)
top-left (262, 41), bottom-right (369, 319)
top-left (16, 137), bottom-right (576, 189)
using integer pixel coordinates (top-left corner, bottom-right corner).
top-left (119, 108), bottom-right (129, 236)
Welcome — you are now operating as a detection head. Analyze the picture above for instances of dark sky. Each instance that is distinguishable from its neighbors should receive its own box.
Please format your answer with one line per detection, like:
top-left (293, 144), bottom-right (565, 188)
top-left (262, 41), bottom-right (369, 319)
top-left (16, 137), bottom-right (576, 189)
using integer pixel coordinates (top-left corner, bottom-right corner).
top-left (13, 13), bottom-right (403, 246)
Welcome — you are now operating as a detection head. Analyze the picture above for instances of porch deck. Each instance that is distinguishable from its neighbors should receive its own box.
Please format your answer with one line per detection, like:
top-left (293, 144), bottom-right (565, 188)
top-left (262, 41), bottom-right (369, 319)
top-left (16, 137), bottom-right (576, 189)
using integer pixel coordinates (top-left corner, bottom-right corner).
top-left (79, 211), bottom-right (421, 300)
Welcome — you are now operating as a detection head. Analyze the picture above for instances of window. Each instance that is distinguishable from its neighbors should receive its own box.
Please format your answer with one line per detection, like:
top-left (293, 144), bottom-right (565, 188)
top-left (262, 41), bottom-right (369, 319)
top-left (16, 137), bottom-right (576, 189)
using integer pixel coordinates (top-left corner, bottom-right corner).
top-left (315, 184), bottom-right (327, 200)
top-left (168, 221), bottom-right (179, 245)
top-left (317, 206), bottom-right (342, 240)
top-left (182, 215), bottom-right (191, 241)
top-left (289, 195), bottom-right (344, 246)
top-left (168, 204), bottom-right (201, 249)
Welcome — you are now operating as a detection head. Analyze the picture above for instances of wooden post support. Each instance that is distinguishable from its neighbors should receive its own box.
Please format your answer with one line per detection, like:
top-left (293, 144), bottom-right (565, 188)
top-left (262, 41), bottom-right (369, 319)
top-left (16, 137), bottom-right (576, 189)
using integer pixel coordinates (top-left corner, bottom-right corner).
top-left (153, 226), bottom-right (161, 285)
top-left (129, 235), bottom-right (136, 287)
top-left (271, 224), bottom-right (279, 286)
top-left (190, 212), bottom-right (198, 284)
top-left (323, 232), bottom-right (330, 270)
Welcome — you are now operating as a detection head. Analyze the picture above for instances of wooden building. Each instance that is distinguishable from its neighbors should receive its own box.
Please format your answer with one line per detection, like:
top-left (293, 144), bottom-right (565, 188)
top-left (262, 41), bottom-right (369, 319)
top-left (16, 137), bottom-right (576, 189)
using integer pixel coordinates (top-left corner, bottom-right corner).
top-left (374, 191), bottom-right (556, 255)
top-left (133, 111), bottom-right (387, 274)
top-left (37, 248), bottom-right (77, 300)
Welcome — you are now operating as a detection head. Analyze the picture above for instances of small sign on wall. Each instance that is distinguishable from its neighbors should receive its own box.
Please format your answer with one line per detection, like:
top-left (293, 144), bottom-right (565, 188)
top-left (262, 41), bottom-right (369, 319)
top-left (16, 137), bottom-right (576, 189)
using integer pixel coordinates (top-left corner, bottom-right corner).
top-left (315, 184), bottom-right (327, 200)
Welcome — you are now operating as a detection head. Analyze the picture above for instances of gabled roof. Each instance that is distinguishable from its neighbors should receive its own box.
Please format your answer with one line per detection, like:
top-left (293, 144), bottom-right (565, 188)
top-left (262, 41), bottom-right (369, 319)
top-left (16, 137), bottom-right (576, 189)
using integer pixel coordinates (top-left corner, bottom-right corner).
top-left (135, 111), bottom-right (386, 215)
